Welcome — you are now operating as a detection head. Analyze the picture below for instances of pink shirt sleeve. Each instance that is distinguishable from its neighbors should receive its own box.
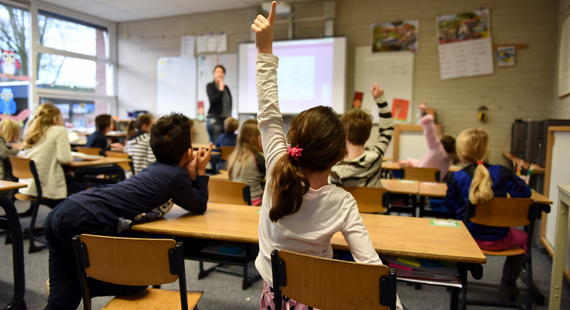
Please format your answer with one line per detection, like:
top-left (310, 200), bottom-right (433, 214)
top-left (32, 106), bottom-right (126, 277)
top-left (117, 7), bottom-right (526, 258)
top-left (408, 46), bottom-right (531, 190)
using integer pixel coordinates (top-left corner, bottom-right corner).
top-left (419, 114), bottom-right (440, 150)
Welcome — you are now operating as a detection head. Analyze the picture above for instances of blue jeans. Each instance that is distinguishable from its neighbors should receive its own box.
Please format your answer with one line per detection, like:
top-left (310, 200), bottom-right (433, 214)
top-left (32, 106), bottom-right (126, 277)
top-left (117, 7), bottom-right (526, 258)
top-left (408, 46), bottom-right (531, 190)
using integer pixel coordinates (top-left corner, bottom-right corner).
top-left (206, 117), bottom-right (224, 144)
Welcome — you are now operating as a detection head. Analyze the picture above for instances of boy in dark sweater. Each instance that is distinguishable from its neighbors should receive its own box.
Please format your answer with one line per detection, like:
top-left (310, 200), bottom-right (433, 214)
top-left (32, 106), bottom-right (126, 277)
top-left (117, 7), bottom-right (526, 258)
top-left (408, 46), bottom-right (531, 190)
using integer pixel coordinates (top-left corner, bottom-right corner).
top-left (44, 113), bottom-right (211, 310)
top-left (86, 114), bottom-right (124, 154)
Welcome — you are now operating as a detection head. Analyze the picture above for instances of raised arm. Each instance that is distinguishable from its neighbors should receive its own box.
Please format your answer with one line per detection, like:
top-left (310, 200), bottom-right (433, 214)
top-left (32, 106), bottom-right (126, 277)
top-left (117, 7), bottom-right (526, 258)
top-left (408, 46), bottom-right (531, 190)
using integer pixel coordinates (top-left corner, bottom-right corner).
top-left (371, 84), bottom-right (394, 157)
top-left (252, 2), bottom-right (287, 177)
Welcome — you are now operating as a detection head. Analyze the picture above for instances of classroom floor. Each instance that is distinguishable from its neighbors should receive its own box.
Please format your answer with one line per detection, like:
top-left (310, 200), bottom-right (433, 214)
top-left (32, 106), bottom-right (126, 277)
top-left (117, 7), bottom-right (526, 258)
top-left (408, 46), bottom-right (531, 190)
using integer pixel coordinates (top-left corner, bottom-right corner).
top-left (1, 201), bottom-right (570, 310)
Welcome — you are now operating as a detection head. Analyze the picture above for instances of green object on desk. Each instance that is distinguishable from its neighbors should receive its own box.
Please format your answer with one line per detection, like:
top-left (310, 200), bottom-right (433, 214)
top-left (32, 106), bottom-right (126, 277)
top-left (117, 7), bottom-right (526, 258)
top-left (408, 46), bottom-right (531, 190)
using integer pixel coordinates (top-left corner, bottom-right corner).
top-left (398, 180), bottom-right (416, 183)
top-left (430, 220), bottom-right (459, 227)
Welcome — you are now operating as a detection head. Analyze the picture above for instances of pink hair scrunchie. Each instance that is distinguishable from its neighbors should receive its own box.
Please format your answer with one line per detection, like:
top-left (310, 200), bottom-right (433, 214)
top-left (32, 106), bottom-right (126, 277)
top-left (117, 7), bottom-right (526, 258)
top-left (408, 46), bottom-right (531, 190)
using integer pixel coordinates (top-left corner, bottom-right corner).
top-left (287, 144), bottom-right (303, 160)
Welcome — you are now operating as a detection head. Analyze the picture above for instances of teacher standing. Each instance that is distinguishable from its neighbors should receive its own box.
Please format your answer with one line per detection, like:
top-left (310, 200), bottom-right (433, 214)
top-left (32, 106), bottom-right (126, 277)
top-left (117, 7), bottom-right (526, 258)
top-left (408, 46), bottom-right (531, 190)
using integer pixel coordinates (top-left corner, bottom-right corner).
top-left (206, 65), bottom-right (232, 144)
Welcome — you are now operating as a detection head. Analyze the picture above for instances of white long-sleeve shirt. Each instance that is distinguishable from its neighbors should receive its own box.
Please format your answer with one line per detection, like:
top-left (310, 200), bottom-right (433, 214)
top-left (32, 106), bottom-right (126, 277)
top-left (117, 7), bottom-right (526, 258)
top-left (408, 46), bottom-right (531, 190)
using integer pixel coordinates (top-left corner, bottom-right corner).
top-left (18, 125), bottom-right (73, 199)
top-left (254, 53), bottom-right (384, 286)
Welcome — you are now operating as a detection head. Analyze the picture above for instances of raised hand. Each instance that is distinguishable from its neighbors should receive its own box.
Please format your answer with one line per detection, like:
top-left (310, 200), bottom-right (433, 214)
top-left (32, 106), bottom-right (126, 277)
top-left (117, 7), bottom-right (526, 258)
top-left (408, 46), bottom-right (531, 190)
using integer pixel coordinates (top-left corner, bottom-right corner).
top-left (419, 101), bottom-right (427, 112)
top-left (218, 78), bottom-right (225, 91)
top-left (370, 82), bottom-right (384, 99)
top-left (196, 142), bottom-right (213, 176)
top-left (251, 1), bottom-right (276, 54)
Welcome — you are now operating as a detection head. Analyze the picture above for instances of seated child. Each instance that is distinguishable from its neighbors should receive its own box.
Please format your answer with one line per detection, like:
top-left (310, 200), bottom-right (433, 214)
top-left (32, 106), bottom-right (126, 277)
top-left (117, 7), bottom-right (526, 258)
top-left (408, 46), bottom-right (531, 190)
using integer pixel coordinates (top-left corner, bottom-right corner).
top-left (86, 114), bottom-right (124, 155)
top-left (124, 113), bottom-right (156, 174)
top-left (43, 113), bottom-right (211, 310)
top-left (398, 102), bottom-right (459, 181)
top-left (445, 128), bottom-right (531, 297)
top-left (330, 84), bottom-right (394, 187)
top-left (251, 4), bottom-right (403, 309)
top-left (227, 119), bottom-right (265, 206)
top-left (0, 118), bottom-right (20, 181)
top-left (215, 116), bottom-right (238, 148)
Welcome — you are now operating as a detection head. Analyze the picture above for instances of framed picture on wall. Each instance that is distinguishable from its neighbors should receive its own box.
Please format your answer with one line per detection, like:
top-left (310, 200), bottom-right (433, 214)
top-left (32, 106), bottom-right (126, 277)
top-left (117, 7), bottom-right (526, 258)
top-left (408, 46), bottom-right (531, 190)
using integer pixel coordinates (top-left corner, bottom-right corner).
top-left (497, 46), bottom-right (516, 67)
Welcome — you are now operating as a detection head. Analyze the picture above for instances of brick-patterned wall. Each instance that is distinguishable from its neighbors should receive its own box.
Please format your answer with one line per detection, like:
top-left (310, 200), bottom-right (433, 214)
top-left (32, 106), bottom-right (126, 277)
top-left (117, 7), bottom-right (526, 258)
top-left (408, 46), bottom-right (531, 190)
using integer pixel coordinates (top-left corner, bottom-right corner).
top-left (117, 0), bottom-right (559, 164)
top-left (554, 0), bottom-right (570, 118)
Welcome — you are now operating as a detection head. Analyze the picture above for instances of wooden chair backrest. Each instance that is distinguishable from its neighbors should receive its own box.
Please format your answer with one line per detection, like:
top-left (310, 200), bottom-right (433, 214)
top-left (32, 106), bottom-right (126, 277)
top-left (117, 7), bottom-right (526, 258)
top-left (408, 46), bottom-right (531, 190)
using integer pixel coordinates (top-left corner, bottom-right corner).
top-left (105, 151), bottom-right (131, 171)
top-left (208, 179), bottom-right (250, 205)
top-left (401, 166), bottom-right (440, 182)
top-left (76, 147), bottom-right (101, 156)
top-left (8, 156), bottom-right (34, 179)
top-left (219, 146), bottom-right (235, 161)
top-left (78, 234), bottom-right (178, 286)
top-left (340, 186), bottom-right (387, 213)
top-left (469, 197), bottom-right (534, 227)
top-left (277, 250), bottom-right (392, 310)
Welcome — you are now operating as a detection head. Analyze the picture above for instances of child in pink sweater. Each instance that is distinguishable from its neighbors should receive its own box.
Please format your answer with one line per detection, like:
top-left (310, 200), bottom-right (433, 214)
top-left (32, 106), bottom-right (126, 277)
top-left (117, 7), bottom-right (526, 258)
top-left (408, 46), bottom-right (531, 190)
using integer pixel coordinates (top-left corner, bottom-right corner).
top-left (399, 102), bottom-right (458, 182)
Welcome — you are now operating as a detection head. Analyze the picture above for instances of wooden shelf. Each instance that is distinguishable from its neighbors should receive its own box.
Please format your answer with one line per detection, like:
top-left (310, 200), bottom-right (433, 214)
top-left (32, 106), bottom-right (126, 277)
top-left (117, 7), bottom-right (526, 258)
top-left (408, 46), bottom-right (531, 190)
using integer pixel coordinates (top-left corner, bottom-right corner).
top-left (502, 151), bottom-right (545, 174)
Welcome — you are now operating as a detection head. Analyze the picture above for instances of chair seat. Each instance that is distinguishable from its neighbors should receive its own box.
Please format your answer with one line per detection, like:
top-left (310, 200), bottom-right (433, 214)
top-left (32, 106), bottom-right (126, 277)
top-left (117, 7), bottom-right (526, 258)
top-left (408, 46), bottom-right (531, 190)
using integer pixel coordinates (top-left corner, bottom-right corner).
top-left (102, 288), bottom-right (203, 310)
top-left (15, 193), bottom-right (35, 201)
top-left (482, 245), bottom-right (525, 256)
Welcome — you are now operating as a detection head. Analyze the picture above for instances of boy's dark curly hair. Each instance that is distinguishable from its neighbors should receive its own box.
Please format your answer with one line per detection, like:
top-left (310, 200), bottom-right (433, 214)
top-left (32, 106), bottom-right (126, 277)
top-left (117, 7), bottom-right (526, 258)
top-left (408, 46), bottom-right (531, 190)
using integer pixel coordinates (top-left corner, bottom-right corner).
top-left (150, 113), bottom-right (193, 165)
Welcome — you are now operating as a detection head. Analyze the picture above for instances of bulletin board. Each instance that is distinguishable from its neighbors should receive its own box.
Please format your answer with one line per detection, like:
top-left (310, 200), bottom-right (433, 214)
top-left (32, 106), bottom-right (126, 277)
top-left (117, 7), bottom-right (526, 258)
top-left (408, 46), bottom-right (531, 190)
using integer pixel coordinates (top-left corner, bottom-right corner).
top-left (354, 46), bottom-right (414, 124)
top-left (196, 53), bottom-right (238, 119)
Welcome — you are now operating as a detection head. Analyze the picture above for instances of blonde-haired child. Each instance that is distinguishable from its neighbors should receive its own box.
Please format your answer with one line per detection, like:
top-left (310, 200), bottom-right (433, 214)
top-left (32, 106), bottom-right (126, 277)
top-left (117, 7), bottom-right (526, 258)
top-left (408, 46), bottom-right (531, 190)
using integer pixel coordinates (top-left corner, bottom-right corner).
top-left (251, 3), bottom-right (403, 309)
top-left (227, 118), bottom-right (265, 206)
top-left (18, 103), bottom-right (74, 199)
top-left (445, 128), bottom-right (531, 297)
top-left (0, 119), bottom-right (21, 183)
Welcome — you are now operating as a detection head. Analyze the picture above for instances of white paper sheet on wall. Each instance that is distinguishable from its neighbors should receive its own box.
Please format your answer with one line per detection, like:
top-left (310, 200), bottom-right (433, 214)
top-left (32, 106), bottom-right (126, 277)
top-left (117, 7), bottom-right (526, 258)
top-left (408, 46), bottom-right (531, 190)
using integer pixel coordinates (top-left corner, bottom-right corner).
top-left (197, 36), bottom-right (207, 54)
top-left (217, 33), bottom-right (227, 52)
top-left (180, 35), bottom-right (195, 58)
top-left (558, 14), bottom-right (570, 97)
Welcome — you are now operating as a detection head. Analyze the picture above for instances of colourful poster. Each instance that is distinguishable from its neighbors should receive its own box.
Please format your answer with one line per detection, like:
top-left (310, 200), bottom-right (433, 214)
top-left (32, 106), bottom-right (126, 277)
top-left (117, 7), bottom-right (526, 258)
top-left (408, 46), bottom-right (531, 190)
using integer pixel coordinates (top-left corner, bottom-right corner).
top-left (391, 98), bottom-right (409, 121)
top-left (437, 9), bottom-right (490, 45)
top-left (372, 20), bottom-right (419, 53)
top-left (497, 46), bottom-right (516, 67)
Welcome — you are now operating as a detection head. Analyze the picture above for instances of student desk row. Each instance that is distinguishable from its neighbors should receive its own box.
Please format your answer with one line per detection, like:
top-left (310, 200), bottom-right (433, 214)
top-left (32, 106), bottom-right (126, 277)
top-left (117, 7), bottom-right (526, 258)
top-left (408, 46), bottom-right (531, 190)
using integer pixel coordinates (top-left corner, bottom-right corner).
top-left (0, 181), bottom-right (28, 310)
top-left (130, 203), bottom-right (486, 310)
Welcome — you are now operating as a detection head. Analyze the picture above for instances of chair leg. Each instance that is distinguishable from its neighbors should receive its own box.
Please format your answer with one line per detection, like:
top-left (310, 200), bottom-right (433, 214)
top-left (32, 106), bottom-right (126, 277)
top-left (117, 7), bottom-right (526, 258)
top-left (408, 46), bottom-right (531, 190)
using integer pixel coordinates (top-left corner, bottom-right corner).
top-left (526, 256), bottom-right (533, 310)
top-left (28, 201), bottom-right (45, 253)
top-left (5, 230), bottom-right (12, 244)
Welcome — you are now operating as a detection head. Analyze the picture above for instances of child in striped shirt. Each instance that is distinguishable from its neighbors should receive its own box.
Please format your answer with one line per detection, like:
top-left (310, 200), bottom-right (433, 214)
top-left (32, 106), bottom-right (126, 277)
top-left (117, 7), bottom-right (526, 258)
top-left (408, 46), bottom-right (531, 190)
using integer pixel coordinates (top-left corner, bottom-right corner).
top-left (330, 87), bottom-right (394, 187)
top-left (124, 114), bottom-right (156, 174)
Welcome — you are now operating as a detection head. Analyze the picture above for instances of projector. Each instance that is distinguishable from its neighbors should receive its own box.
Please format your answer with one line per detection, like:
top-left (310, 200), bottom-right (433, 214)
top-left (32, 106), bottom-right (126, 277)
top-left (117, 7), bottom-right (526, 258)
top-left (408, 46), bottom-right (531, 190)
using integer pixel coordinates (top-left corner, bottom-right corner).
top-left (262, 1), bottom-right (292, 14)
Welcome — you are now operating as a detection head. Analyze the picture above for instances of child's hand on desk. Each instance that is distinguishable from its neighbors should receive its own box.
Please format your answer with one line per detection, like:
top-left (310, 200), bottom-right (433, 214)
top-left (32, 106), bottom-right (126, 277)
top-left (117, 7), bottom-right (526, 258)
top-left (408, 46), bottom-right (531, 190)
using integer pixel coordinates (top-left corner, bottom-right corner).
top-left (370, 82), bottom-right (384, 99)
top-left (397, 160), bottom-right (407, 167)
top-left (111, 142), bottom-right (124, 150)
top-left (10, 142), bottom-right (20, 149)
top-left (196, 142), bottom-right (213, 176)
top-left (251, 1), bottom-right (276, 54)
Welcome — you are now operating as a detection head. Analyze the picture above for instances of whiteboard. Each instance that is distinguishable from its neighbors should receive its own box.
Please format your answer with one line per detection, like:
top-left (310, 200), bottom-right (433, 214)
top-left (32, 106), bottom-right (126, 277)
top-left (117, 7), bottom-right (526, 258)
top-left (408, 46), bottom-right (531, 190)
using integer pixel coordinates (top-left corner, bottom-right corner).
top-left (354, 46), bottom-right (414, 123)
top-left (196, 54), bottom-right (238, 119)
top-left (545, 131), bottom-right (570, 274)
top-left (157, 57), bottom-right (197, 118)
top-left (399, 132), bottom-right (428, 161)
top-left (558, 14), bottom-right (570, 98)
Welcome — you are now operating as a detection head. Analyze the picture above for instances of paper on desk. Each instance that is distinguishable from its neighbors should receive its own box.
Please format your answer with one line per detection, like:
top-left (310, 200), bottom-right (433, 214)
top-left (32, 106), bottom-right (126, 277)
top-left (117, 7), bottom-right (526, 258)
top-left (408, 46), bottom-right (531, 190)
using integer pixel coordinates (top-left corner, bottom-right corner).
top-left (71, 152), bottom-right (104, 160)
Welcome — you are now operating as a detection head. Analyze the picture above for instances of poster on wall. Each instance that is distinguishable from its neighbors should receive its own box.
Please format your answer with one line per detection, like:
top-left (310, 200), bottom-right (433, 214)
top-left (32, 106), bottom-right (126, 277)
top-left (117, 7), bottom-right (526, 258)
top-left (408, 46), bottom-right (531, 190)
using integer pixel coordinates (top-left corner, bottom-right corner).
top-left (436, 9), bottom-right (494, 80)
top-left (371, 20), bottom-right (418, 53)
top-left (497, 46), bottom-right (515, 67)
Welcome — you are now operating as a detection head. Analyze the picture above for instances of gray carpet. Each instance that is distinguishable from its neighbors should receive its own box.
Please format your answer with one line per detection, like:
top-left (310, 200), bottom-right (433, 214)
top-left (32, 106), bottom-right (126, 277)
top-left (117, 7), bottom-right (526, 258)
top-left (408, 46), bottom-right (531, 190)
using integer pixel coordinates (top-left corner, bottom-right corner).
top-left (1, 201), bottom-right (569, 310)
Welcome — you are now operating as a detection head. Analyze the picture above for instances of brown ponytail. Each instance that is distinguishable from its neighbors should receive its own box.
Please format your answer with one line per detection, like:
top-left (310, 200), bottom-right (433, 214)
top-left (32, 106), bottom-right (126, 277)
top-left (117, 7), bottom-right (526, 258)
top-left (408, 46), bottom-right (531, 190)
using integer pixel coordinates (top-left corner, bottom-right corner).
top-left (456, 128), bottom-right (494, 204)
top-left (127, 113), bottom-right (154, 140)
top-left (126, 120), bottom-right (136, 140)
top-left (269, 106), bottom-right (346, 222)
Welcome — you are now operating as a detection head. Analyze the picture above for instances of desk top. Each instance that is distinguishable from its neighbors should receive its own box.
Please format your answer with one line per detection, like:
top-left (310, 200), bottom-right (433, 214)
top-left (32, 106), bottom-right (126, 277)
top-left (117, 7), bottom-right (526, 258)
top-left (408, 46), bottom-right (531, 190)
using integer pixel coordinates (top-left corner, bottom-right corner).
top-left (502, 151), bottom-right (545, 174)
top-left (67, 157), bottom-right (131, 168)
top-left (131, 204), bottom-right (486, 264)
top-left (193, 143), bottom-right (219, 150)
top-left (0, 180), bottom-right (27, 191)
top-left (418, 182), bottom-right (553, 204)
top-left (382, 179), bottom-right (418, 195)
top-left (210, 171), bottom-right (229, 180)
top-left (106, 131), bottom-right (127, 137)
top-left (70, 140), bottom-right (87, 146)
top-left (382, 162), bottom-right (462, 173)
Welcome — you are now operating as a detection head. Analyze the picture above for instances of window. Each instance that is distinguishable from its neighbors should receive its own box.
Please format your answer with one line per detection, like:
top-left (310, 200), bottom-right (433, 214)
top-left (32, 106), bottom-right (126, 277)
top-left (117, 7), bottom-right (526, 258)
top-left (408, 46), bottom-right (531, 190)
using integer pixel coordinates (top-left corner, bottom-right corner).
top-left (0, 3), bottom-right (30, 81)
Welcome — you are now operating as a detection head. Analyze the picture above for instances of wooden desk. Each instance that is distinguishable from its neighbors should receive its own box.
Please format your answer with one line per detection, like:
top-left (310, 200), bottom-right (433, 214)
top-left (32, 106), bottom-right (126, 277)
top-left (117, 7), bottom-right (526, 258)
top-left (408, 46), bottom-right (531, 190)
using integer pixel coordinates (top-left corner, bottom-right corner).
top-left (131, 203), bottom-right (486, 264)
top-left (210, 171), bottom-right (229, 180)
top-left (70, 140), bottom-right (87, 146)
top-left (0, 181), bottom-right (27, 309)
top-left (417, 182), bottom-right (554, 205)
top-left (106, 131), bottom-right (127, 138)
top-left (382, 179), bottom-right (418, 195)
top-left (193, 143), bottom-right (219, 150)
top-left (382, 162), bottom-right (462, 173)
top-left (67, 157), bottom-right (131, 168)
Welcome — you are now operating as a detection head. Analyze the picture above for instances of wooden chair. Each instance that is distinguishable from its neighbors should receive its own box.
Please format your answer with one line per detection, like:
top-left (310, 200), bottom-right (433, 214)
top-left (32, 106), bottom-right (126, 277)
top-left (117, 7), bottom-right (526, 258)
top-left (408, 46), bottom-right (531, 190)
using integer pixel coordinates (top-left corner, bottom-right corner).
top-left (271, 250), bottom-right (397, 310)
top-left (340, 186), bottom-right (390, 213)
top-left (76, 147), bottom-right (102, 156)
top-left (462, 197), bottom-right (549, 310)
top-left (208, 179), bottom-right (251, 205)
top-left (400, 166), bottom-right (440, 183)
top-left (9, 156), bottom-right (63, 253)
top-left (72, 234), bottom-right (202, 310)
top-left (106, 151), bottom-right (134, 174)
top-left (218, 146), bottom-right (235, 161)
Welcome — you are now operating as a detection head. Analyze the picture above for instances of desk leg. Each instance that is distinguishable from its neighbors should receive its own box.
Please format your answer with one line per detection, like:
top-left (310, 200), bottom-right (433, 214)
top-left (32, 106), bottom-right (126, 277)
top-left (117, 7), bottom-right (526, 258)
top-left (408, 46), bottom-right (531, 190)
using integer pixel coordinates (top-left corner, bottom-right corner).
top-left (419, 196), bottom-right (426, 217)
top-left (549, 192), bottom-right (569, 310)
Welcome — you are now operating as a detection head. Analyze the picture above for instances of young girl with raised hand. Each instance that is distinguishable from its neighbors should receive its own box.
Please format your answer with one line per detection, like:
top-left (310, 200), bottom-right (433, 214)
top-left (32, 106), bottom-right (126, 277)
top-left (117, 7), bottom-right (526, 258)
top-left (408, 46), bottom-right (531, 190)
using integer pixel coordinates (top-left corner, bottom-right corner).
top-left (398, 102), bottom-right (459, 182)
top-left (227, 118), bottom-right (265, 206)
top-left (18, 103), bottom-right (74, 200)
top-left (124, 113), bottom-right (156, 174)
top-left (251, 3), bottom-right (403, 309)
top-left (445, 128), bottom-right (531, 297)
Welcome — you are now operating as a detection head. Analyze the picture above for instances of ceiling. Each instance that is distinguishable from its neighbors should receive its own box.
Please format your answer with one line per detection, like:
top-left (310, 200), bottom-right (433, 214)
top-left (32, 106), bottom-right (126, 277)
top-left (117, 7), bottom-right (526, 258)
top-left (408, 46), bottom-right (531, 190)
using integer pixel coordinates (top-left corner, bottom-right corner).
top-left (39, 0), bottom-right (271, 22)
